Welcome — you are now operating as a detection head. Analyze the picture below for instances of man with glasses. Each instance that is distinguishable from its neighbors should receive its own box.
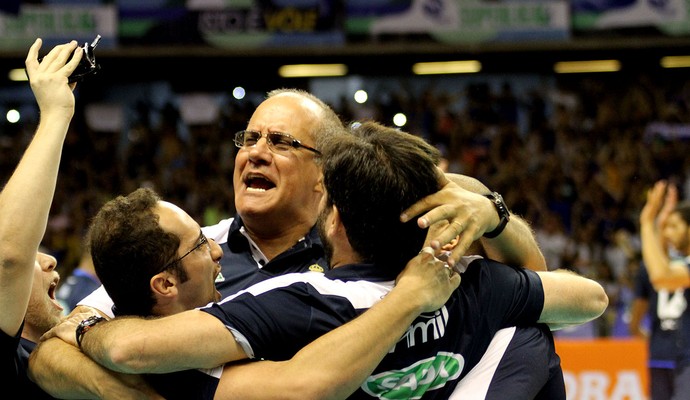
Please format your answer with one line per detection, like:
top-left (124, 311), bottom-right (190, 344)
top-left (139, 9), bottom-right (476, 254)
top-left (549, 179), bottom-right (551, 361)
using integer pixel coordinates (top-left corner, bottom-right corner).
top-left (71, 87), bottom-right (546, 317)
top-left (36, 186), bottom-right (458, 399)
top-left (43, 121), bottom-right (607, 399)
top-left (32, 89), bottom-right (552, 397)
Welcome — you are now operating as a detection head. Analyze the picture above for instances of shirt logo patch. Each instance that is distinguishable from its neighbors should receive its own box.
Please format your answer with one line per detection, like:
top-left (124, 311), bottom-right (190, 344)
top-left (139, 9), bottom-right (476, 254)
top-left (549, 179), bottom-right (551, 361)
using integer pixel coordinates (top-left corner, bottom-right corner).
top-left (308, 264), bottom-right (325, 273)
top-left (361, 352), bottom-right (464, 399)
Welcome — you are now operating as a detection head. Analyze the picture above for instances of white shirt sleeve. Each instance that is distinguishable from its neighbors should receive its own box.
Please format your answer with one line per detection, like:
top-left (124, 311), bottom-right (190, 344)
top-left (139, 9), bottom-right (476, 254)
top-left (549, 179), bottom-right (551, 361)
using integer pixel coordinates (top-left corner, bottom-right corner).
top-left (76, 285), bottom-right (115, 318)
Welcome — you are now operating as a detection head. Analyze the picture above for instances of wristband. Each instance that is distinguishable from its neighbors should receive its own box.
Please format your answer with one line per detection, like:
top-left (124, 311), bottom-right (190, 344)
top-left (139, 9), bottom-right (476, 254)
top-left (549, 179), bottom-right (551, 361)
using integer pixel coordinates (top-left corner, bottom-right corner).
top-left (75, 315), bottom-right (106, 348)
top-left (483, 192), bottom-right (510, 238)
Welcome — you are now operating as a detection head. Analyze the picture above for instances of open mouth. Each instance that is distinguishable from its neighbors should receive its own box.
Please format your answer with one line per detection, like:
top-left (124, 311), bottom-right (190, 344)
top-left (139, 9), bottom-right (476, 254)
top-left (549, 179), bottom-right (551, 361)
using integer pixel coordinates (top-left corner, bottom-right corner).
top-left (245, 174), bottom-right (275, 191)
top-left (48, 280), bottom-right (58, 300)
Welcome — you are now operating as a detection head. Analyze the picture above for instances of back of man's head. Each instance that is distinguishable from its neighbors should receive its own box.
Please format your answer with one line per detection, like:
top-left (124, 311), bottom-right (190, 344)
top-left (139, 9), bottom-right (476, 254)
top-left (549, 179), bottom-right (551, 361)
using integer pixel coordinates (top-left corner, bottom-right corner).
top-left (87, 187), bottom-right (181, 317)
top-left (320, 121), bottom-right (440, 273)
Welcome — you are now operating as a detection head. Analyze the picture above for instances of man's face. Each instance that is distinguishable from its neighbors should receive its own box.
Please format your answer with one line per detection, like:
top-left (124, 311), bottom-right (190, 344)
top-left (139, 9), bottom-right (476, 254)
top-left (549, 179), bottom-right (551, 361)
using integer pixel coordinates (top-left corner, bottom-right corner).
top-left (156, 202), bottom-right (223, 310)
top-left (24, 252), bottom-right (63, 338)
top-left (663, 212), bottom-right (690, 255)
top-left (233, 93), bottom-right (324, 231)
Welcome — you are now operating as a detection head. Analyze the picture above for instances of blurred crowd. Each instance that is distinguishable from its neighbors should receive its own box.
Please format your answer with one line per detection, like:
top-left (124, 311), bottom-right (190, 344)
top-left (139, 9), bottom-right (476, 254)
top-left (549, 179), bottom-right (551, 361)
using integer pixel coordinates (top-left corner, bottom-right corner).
top-left (1, 70), bottom-right (689, 338)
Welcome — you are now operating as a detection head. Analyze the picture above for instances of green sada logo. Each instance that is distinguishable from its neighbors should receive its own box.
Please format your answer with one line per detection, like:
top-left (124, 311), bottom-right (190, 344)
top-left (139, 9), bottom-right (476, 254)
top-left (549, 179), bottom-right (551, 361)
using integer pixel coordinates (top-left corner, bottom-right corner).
top-left (362, 352), bottom-right (464, 399)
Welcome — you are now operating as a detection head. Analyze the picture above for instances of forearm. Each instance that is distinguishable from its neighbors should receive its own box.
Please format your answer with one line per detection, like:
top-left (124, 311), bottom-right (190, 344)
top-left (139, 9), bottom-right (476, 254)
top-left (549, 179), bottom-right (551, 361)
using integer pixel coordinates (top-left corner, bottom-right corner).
top-left (0, 121), bottom-right (68, 257)
top-left (537, 269), bottom-right (609, 328)
top-left (481, 214), bottom-right (546, 271)
top-left (0, 38), bottom-right (76, 263)
top-left (640, 224), bottom-right (690, 290)
top-left (628, 300), bottom-right (649, 338)
top-left (217, 288), bottom-right (428, 400)
top-left (29, 337), bottom-right (126, 399)
top-left (81, 310), bottom-right (243, 373)
top-left (445, 174), bottom-right (545, 270)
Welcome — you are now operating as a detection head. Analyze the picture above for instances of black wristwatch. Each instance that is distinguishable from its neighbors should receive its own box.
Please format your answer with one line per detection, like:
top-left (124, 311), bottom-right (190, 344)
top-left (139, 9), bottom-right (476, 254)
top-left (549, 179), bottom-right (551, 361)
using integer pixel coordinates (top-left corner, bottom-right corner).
top-left (483, 192), bottom-right (510, 238)
top-left (75, 315), bottom-right (106, 348)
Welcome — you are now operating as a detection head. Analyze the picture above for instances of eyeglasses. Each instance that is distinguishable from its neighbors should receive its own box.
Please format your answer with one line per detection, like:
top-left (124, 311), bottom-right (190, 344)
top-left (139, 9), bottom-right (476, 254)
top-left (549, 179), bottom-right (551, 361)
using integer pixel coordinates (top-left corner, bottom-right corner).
top-left (234, 130), bottom-right (321, 156)
top-left (159, 231), bottom-right (210, 273)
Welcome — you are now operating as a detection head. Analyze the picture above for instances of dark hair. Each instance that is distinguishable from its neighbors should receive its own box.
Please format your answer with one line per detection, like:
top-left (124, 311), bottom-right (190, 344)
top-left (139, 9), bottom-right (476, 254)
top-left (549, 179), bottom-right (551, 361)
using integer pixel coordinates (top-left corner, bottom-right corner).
top-left (87, 187), bottom-right (187, 317)
top-left (266, 88), bottom-right (345, 163)
top-left (320, 121), bottom-right (440, 273)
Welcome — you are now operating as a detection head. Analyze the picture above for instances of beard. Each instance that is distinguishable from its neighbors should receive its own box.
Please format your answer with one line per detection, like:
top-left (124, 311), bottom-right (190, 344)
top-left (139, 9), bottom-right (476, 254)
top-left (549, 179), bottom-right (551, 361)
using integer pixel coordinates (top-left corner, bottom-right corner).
top-left (316, 206), bottom-right (334, 266)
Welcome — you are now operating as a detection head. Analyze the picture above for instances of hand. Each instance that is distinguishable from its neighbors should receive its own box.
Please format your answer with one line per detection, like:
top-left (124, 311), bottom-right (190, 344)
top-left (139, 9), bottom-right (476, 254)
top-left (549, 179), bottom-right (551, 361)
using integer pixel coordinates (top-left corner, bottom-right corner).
top-left (657, 182), bottom-right (678, 228)
top-left (41, 309), bottom-right (101, 346)
top-left (24, 38), bottom-right (82, 118)
top-left (400, 169), bottom-right (496, 264)
top-left (640, 180), bottom-right (668, 227)
top-left (395, 247), bottom-right (461, 313)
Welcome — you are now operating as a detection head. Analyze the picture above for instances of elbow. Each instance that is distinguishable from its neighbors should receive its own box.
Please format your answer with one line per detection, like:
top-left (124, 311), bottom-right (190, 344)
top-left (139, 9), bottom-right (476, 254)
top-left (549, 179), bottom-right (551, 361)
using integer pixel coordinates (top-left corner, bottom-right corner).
top-left (589, 283), bottom-right (609, 320)
top-left (574, 282), bottom-right (609, 324)
top-left (102, 336), bottom-right (152, 373)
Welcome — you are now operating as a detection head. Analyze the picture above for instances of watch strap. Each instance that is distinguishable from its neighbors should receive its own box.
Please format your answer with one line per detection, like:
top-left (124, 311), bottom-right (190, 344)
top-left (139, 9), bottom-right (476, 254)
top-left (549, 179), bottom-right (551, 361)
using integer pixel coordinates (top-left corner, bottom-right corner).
top-left (483, 192), bottom-right (510, 238)
top-left (76, 315), bottom-right (106, 348)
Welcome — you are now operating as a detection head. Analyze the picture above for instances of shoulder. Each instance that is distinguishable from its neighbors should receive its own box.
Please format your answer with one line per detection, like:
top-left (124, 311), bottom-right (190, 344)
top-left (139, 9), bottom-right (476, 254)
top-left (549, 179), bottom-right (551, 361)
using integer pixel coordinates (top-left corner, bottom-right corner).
top-left (202, 217), bottom-right (235, 244)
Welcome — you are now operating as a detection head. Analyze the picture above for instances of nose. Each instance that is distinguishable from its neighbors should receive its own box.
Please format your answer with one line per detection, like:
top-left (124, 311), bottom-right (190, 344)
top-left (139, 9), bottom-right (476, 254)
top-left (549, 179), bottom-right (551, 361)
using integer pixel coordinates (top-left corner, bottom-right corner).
top-left (209, 239), bottom-right (224, 263)
top-left (247, 145), bottom-right (273, 166)
top-left (36, 252), bottom-right (58, 271)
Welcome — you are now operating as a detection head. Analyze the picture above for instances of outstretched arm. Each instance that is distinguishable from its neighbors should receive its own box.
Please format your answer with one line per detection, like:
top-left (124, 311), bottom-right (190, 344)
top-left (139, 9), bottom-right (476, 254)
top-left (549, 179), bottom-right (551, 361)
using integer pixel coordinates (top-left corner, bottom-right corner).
top-left (537, 269), bottom-right (608, 330)
top-left (0, 38), bottom-right (81, 337)
top-left (401, 171), bottom-right (546, 270)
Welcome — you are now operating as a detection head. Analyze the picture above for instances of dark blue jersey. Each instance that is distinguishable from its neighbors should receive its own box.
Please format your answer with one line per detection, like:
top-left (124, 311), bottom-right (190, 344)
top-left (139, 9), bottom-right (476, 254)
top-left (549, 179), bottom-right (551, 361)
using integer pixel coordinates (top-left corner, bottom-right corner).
top-left (1, 322), bottom-right (56, 399)
top-left (202, 256), bottom-right (551, 399)
top-left (634, 264), bottom-right (680, 369)
top-left (203, 216), bottom-right (328, 298)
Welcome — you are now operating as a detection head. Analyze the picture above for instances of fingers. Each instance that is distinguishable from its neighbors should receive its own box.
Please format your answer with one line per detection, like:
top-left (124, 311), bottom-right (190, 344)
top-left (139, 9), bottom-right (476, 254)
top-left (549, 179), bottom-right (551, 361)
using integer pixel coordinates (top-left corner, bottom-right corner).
top-left (25, 38), bottom-right (42, 72)
top-left (33, 40), bottom-right (80, 75)
top-left (400, 168), bottom-right (449, 224)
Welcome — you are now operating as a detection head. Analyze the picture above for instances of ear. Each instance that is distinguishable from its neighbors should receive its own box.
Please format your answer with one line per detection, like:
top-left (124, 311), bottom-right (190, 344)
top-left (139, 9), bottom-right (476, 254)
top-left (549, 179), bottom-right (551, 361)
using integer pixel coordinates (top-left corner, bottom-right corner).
top-left (150, 272), bottom-right (178, 299)
top-left (330, 206), bottom-right (346, 239)
top-left (313, 170), bottom-right (324, 194)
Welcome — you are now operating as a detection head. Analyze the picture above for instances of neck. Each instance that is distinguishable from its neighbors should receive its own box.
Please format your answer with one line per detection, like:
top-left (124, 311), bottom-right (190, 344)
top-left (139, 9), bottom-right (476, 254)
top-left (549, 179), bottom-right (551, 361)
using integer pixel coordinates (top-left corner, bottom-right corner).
top-left (20, 324), bottom-right (41, 343)
top-left (243, 222), bottom-right (314, 261)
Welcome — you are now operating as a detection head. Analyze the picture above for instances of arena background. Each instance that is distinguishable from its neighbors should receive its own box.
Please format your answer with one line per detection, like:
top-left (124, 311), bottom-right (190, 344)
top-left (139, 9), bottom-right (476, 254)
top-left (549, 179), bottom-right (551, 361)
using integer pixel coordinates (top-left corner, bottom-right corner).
top-left (2, 1), bottom-right (690, 399)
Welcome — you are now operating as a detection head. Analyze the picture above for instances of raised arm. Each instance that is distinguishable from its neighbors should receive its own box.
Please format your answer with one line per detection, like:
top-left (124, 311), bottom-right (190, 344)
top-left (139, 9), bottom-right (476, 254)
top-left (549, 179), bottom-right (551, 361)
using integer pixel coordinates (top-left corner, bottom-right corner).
top-left (0, 38), bottom-right (80, 337)
top-left (401, 171), bottom-right (546, 270)
top-left (537, 269), bottom-right (608, 330)
top-left (640, 180), bottom-right (690, 290)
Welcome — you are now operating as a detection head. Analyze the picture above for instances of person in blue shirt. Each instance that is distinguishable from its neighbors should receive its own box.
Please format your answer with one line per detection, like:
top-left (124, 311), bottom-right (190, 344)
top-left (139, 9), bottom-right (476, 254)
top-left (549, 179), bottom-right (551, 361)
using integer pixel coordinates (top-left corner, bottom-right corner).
top-left (640, 180), bottom-right (690, 400)
top-left (46, 121), bottom-right (608, 399)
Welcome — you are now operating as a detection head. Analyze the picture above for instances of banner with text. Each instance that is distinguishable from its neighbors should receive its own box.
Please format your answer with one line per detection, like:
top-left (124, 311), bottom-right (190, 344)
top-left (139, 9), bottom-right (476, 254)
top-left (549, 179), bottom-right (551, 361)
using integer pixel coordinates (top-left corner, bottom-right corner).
top-left (571, 0), bottom-right (690, 35)
top-left (0, 4), bottom-right (117, 50)
top-left (556, 338), bottom-right (649, 400)
top-left (119, 0), bottom-right (344, 48)
top-left (346, 0), bottom-right (570, 43)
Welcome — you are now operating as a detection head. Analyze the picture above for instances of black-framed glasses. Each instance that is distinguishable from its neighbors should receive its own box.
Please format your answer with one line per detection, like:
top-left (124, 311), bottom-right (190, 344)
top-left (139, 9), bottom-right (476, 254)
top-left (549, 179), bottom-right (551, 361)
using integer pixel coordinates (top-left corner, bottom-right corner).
top-left (234, 130), bottom-right (321, 156)
top-left (159, 231), bottom-right (210, 273)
